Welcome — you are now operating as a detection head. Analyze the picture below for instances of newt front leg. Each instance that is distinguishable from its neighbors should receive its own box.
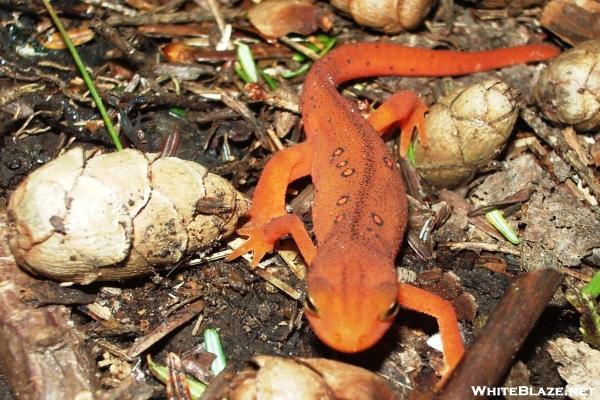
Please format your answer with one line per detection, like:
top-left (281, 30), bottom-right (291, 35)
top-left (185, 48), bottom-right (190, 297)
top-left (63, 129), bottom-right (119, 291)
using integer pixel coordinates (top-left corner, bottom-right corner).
top-left (397, 283), bottom-right (464, 388)
top-left (226, 140), bottom-right (316, 266)
top-left (367, 90), bottom-right (429, 157)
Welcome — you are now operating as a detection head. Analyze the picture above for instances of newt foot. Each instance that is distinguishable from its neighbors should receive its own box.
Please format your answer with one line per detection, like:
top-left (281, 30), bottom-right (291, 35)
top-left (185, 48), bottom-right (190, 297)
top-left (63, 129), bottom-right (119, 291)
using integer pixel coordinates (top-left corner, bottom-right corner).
top-left (226, 222), bottom-right (276, 267)
top-left (399, 100), bottom-right (428, 157)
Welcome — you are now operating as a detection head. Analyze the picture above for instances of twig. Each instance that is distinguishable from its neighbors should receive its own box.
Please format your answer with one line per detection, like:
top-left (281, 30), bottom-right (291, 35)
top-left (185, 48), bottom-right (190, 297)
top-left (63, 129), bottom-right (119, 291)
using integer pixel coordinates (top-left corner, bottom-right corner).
top-left (279, 36), bottom-right (321, 61)
top-left (435, 269), bottom-right (563, 400)
top-left (226, 238), bottom-right (302, 300)
top-left (90, 18), bottom-right (146, 67)
top-left (217, 88), bottom-right (270, 149)
top-left (201, 0), bottom-right (225, 34)
top-left (126, 300), bottom-right (206, 358)
top-left (106, 10), bottom-right (233, 26)
top-left (80, 0), bottom-right (137, 15)
top-left (439, 241), bottom-right (521, 256)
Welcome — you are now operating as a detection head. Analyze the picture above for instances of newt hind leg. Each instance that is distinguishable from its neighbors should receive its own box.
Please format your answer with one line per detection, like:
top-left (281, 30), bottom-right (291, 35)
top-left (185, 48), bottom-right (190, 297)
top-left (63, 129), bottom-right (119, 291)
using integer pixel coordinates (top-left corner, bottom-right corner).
top-left (227, 140), bottom-right (316, 267)
top-left (367, 90), bottom-right (428, 157)
top-left (397, 283), bottom-right (464, 389)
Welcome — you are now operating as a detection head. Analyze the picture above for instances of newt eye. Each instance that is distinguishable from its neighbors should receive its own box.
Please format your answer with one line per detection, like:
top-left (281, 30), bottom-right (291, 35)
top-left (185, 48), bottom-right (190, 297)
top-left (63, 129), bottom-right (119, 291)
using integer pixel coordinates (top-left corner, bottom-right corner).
top-left (379, 302), bottom-right (400, 321)
top-left (304, 294), bottom-right (320, 316)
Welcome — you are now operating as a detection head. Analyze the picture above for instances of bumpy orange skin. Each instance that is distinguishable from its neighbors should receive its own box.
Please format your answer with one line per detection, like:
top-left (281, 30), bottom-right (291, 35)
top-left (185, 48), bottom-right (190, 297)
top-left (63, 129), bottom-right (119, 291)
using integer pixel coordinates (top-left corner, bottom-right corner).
top-left (228, 42), bottom-right (560, 381)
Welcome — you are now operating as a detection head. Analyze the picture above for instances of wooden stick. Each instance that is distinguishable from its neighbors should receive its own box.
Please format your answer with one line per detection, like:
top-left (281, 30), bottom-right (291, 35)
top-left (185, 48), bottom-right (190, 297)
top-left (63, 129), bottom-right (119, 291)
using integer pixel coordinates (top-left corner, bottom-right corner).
top-left (435, 269), bottom-right (563, 400)
top-left (0, 209), bottom-right (100, 399)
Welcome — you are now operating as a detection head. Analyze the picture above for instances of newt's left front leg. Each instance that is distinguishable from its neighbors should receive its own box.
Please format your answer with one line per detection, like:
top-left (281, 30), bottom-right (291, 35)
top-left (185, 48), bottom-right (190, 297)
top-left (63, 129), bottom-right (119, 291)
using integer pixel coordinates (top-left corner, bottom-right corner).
top-left (367, 90), bottom-right (428, 157)
top-left (397, 283), bottom-right (464, 388)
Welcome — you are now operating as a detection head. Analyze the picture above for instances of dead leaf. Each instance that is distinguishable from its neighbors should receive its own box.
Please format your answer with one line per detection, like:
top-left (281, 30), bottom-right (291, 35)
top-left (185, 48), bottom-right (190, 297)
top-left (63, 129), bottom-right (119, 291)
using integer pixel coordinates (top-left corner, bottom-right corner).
top-left (546, 337), bottom-right (600, 400)
top-left (39, 26), bottom-right (95, 50)
top-left (503, 361), bottom-right (540, 400)
top-left (248, 0), bottom-right (334, 39)
top-left (522, 187), bottom-right (600, 269)
top-left (470, 154), bottom-right (554, 205)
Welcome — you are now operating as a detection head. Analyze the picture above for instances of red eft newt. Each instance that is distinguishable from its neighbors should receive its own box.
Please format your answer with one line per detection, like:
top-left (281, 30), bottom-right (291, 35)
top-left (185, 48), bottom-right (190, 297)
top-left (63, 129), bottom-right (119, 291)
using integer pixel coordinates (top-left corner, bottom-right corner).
top-left (228, 42), bottom-right (559, 385)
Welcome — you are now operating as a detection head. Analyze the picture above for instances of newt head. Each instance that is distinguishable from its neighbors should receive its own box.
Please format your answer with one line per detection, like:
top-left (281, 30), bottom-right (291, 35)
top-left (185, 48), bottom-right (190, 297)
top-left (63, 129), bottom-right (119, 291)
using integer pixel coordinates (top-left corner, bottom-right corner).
top-left (304, 242), bottom-right (399, 353)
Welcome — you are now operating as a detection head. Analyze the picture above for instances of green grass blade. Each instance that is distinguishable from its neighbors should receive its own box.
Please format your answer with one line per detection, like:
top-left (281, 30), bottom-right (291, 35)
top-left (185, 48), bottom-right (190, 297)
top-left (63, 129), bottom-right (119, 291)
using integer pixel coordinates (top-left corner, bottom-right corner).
top-left (583, 270), bottom-right (600, 297)
top-left (485, 209), bottom-right (521, 245)
top-left (40, 0), bottom-right (122, 150)
top-left (259, 69), bottom-right (279, 90)
top-left (236, 42), bottom-right (258, 83)
top-left (204, 328), bottom-right (227, 375)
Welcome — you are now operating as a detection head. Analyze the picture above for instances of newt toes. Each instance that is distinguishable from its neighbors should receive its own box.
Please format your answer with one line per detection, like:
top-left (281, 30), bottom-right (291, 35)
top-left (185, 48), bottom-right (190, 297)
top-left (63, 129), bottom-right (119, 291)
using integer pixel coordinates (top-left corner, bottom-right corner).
top-left (229, 42), bottom-right (559, 385)
top-left (226, 223), bottom-right (275, 267)
top-left (227, 214), bottom-right (316, 267)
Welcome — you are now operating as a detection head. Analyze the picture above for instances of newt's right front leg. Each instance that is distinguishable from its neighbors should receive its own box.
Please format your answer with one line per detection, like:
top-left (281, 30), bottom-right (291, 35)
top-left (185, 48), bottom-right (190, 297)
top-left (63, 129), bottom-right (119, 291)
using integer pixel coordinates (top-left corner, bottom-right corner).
top-left (227, 140), bottom-right (317, 266)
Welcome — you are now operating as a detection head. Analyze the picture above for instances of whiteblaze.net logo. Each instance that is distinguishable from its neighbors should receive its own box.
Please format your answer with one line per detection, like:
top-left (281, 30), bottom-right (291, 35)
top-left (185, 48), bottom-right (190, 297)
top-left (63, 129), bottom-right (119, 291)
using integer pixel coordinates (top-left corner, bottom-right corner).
top-left (470, 386), bottom-right (596, 397)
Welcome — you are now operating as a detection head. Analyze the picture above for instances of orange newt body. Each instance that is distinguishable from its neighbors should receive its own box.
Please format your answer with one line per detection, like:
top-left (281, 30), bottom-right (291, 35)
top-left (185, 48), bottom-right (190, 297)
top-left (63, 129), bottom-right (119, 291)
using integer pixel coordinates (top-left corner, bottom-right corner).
top-left (228, 43), bottom-right (559, 383)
